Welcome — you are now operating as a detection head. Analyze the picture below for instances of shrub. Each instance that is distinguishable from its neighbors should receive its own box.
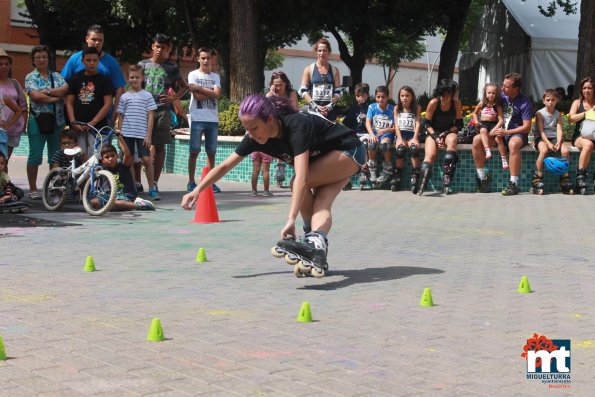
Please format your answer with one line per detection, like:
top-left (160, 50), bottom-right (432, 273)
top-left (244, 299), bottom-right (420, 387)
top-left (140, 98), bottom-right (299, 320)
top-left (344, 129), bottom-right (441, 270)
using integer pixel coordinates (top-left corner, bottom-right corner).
top-left (218, 101), bottom-right (244, 136)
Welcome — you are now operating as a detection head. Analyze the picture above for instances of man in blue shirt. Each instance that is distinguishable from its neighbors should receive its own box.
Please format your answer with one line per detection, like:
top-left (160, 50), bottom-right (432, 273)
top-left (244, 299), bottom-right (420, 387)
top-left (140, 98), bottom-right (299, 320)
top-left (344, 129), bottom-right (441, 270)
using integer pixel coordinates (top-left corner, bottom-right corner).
top-left (472, 73), bottom-right (533, 195)
top-left (61, 25), bottom-right (125, 124)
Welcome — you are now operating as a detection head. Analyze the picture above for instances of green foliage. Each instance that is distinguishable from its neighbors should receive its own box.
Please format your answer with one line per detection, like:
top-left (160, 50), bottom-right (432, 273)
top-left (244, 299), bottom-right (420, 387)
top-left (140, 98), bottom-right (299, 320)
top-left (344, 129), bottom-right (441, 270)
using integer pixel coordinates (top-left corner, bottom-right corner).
top-left (264, 49), bottom-right (285, 71)
top-left (218, 101), bottom-right (244, 136)
top-left (528, 0), bottom-right (578, 16)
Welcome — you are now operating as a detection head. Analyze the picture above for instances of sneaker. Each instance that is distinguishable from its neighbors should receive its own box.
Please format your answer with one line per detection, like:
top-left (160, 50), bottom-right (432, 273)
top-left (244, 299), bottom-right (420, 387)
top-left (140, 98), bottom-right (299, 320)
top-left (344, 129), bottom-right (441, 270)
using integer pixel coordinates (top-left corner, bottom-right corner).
top-left (502, 181), bottom-right (519, 196)
top-left (476, 174), bottom-right (492, 193)
top-left (212, 184), bottom-right (221, 193)
top-left (135, 182), bottom-right (144, 193)
top-left (134, 197), bottom-right (155, 210)
top-left (262, 190), bottom-right (274, 197)
top-left (249, 190), bottom-right (258, 197)
top-left (148, 188), bottom-right (160, 201)
top-left (187, 182), bottom-right (197, 192)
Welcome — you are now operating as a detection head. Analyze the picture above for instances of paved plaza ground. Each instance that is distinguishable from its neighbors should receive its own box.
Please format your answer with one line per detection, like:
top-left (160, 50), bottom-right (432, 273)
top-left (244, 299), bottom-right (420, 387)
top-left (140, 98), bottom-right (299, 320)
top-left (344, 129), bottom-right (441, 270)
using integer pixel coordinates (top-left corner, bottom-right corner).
top-left (1, 156), bottom-right (594, 396)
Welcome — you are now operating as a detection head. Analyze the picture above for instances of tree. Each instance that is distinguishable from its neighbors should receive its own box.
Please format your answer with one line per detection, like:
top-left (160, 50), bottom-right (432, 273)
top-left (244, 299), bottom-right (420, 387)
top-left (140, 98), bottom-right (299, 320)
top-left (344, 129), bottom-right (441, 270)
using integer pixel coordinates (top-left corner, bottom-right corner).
top-left (436, 0), bottom-right (472, 82)
top-left (229, 0), bottom-right (261, 99)
top-left (575, 0), bottom-right (594, 89)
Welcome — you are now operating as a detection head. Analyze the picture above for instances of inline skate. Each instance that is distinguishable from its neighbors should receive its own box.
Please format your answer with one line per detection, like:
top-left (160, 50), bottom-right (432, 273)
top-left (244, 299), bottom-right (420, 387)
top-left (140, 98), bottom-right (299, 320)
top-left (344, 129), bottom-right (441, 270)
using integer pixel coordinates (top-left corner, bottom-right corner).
top-left (275, 163), bottom-right (286, 188)
top-left (530, 171), bottom-right (544, 195)
top-left (417, 162), bottom-right (432, 196)
top-left (575, 168), bottom-right (588, 195)
top-left (359, 164), bottom-right (371, 190)
top-left (374, 161), bottom-right (393, 189)
top-left (559, 173), bottom-right (574, 195)
top-left (410, 168), bottom-right (420, 194)
top-left (390, 167), bottom-right (402, 192)
top-left (442, 151), bottom-right (458, 195)
top-left (271, 232), bottom-right (328, 278)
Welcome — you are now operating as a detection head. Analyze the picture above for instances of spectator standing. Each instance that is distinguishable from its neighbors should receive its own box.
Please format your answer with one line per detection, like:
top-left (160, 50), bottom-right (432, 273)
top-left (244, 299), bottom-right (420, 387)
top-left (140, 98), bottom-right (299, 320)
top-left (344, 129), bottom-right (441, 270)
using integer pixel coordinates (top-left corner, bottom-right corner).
top-left (186, 47), bottom-right (222, 193)
top-left (25, 45), bottom-right (68, 199)
top-left (138, 33), bottom-right (188, 195)
top-left (61, 25), bottom-right (125, 124)
top-left (0, 48), bottom-right (27, 168)
top-left (65, 47), bottom-right (113, 158)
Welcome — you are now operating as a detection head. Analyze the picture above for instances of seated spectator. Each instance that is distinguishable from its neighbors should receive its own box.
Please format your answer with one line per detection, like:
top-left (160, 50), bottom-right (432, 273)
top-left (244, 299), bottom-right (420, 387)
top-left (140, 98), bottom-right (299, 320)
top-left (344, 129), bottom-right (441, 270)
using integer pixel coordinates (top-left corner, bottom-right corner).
top-left (51, 129), bottom-right (84, 169)
top-left (98, 131), bottom-right (155, 211)
top-left (0, 152), bottom-right (23, 203)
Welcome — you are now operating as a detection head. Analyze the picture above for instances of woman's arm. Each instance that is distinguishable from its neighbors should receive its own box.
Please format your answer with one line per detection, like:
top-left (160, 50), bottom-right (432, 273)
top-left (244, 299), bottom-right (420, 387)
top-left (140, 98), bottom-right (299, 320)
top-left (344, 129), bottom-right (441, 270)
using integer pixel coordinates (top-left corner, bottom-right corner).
top-left (281, 151), bottom-right (309, 238)
top-left (568, 99), bottom-right (584, 124)
top-left (1, 97), bottom-right (22, 130)
top-left (181, 152), bottom-right (244, 209)
top-left (300, 65), bottom-right (312, 104)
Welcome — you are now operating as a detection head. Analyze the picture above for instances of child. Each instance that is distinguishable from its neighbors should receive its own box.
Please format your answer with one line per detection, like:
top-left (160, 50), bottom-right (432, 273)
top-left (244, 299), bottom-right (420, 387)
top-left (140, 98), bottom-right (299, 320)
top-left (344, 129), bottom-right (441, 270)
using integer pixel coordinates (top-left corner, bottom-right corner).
top-left (65, 46), bottom-right (113, 158)
top-left (472, 83), bottom-right (506, 168)
top-left (116, 65), bottom-right (158, 200)
top-left (98, 131), bottom-right (155, 211)
top-left (50, 129), bottom-right (84, 169)
top-left (0, 152), bottom-right (23, 204)
top-left (343, 83), bottom-right (371, 189)
top-left (250, 152), bottom-right (273, 197)
top-left (186, 47), bottom-right (222, 193)
top-left (365, 86), bottom-right (395, 185)
top-left (0, 91), bottom-right (23, 160)
top-left (343, 83), bottom-right (371, 134)
top-left (532, 88), bottom-right (573, 194)
top-left (138, 33), bottom-right (188, 195)
top-left (393, 86), bottom-right (422, 192)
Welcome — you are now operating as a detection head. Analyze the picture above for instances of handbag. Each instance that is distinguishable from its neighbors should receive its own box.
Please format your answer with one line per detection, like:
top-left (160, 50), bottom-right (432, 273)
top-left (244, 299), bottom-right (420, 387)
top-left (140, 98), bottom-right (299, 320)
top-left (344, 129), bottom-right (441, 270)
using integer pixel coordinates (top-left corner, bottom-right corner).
top-left (34, 72), bottom-right (56, 135)
top-left (580, 109), bottom-right (595, 141)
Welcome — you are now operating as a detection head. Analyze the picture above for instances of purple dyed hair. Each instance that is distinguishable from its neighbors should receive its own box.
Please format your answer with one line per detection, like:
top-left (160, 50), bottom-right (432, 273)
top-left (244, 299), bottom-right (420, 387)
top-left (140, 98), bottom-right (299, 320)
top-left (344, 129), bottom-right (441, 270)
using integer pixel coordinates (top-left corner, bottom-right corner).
top-left (239, 94), bottom-right (296, 121)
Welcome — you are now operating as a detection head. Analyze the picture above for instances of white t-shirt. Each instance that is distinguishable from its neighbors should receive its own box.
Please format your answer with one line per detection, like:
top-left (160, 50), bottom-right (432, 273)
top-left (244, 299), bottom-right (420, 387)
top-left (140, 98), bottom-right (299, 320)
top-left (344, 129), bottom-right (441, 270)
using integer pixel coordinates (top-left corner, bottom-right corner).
top-left (188, 70), bottom-right (220, 123)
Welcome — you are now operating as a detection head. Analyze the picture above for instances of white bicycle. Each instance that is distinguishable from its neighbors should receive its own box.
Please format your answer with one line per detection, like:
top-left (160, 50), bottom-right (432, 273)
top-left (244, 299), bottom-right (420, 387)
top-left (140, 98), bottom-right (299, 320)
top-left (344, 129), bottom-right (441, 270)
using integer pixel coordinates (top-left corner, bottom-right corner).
top-left (42, 122), bottom-right (117, 216)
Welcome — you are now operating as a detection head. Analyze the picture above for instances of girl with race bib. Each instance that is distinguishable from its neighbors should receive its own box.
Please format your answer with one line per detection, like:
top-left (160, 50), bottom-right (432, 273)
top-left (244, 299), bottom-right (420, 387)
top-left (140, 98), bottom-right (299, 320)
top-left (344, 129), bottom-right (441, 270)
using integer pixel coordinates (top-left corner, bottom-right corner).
top-left (393, 86), bottom-right (422, 193)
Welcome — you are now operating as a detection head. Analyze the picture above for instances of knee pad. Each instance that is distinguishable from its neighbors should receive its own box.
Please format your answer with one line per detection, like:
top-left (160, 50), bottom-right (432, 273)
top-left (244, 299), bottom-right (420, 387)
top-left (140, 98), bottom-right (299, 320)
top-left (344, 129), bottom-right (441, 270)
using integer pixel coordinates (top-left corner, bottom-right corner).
top-left (395, 144), bottom-right (407, 159)
top-left (368, 141), bottom-right (379, 152)
top-left (409, 143), bottom-right (420, 158)
top-left (380, 142), bottom-right (391, 153)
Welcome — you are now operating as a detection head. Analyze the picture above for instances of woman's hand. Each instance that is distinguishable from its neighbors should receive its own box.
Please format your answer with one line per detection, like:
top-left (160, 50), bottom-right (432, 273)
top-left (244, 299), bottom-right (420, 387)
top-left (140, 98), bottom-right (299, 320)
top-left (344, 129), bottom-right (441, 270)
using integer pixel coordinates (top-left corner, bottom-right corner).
top-left (181, 190), bottom-right (199, 210)
top-left (280, 219), bottom-right (296, 240)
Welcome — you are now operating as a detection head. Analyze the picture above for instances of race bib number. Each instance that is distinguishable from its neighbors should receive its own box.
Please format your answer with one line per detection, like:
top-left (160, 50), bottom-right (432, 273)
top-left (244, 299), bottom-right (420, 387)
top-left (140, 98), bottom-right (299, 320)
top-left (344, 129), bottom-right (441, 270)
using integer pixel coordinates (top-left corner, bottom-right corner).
top-left (312, 83), bottom-right (332, 102)
top-left (373, 114), bottom-right (393, 131)
top-left (397, 113), bottom-right (415, 131)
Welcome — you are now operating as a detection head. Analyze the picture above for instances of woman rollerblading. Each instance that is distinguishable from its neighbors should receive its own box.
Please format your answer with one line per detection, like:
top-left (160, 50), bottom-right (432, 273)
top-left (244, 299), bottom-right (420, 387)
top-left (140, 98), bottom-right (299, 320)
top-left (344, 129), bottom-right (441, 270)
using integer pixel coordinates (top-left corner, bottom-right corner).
top-left (182, 94), bottom-right (365, 280)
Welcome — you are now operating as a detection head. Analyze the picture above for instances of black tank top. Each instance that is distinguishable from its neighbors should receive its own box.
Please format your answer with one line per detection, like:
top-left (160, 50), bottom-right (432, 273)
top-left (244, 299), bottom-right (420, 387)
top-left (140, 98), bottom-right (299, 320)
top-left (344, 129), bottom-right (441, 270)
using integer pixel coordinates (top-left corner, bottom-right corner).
top-left (572, 101), bottom-right (586, 143)
top-left (432, 99), bottom-right (456, 132)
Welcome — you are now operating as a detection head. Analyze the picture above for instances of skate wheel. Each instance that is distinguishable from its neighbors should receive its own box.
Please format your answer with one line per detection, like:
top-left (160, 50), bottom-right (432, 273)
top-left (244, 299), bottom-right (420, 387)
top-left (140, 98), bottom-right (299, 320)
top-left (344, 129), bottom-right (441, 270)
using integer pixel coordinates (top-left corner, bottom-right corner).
top-left (579, 188), bottom-right (587, 195)
top-left (538, 189), bottom-right (544, 195)
top-left (391, 185), bottom-right (397, 192)
top-left (285, 254), bottom-right (299, 265)
top-left (311, 267), bottom-right (325, 278)
top-left (271, 246), bottom-right (284, 258)
top-left (297, 261), bottom-right (312, 272)
top-left (293, 264), bottom-right (306, 278)
top-left (443, 186), bottom-right (450, 195)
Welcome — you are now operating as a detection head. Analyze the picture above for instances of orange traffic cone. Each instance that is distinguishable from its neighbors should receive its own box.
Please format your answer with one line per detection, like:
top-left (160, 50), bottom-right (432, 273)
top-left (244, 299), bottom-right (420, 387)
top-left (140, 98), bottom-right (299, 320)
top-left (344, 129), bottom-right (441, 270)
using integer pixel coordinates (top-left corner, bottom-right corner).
top-left (192, 167), bottom-right (220, 223)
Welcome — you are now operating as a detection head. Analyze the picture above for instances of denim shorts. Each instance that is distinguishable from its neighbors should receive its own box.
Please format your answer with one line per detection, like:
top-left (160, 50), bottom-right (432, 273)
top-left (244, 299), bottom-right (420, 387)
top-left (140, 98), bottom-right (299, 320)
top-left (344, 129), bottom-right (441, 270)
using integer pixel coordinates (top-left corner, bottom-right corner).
top-left (190, 121), bottom-right (218, 155)
top-left (342, 142), bottom-right (367, 167)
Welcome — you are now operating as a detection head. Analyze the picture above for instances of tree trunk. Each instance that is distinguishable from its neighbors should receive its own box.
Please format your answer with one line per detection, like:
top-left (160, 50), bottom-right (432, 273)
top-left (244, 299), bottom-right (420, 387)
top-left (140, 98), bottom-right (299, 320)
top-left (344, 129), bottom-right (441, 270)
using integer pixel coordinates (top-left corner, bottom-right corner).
top-left (438, 0), bottom-right (472, 83)
top-left (329, 28), bottom-right (365, 90)
top-left (229, 0), bottom-right (261, 101)
top-left (575, 0), bottom-right (595, 96)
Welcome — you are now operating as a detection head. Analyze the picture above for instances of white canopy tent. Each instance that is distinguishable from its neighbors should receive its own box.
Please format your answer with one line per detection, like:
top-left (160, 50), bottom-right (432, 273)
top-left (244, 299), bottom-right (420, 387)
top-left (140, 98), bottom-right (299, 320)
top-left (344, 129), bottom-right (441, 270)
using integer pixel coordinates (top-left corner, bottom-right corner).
top-left (460, 0), bottom-right (579, 100)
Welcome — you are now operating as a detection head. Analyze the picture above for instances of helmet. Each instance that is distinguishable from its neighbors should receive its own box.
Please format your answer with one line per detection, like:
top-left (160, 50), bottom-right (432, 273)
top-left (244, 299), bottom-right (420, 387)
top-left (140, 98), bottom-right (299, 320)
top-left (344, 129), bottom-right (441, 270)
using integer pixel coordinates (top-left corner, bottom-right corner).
top-left (544, 156), bottom-right (569, 175)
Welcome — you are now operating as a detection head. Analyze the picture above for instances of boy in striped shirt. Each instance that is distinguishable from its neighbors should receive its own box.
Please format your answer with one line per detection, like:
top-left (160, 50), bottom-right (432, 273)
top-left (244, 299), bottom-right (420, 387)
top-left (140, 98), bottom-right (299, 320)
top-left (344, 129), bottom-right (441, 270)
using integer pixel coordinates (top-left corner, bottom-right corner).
top-left (116, 65), bottom-right (159, 199)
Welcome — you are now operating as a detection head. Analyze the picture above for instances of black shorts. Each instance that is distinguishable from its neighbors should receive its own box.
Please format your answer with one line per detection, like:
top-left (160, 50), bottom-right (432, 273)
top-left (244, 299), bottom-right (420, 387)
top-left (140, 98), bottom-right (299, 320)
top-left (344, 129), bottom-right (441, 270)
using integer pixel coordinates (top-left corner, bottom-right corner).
top-left (479, 121), bottom-right (497, 133)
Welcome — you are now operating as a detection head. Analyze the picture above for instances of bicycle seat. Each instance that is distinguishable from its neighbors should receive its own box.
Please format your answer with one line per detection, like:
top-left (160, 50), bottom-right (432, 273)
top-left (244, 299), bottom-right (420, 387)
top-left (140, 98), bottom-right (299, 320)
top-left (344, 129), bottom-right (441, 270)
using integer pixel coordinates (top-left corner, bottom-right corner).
top-left (64, 147), bottom-right (83, 156)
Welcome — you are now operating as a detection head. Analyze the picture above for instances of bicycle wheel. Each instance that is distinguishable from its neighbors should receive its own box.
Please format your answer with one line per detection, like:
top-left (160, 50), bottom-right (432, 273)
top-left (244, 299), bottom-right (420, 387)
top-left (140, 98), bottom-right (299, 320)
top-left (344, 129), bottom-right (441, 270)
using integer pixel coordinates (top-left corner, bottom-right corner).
top-left (82, 170), bottom-right (117, 216)
top-left (42, 168), bottom-right (69, 211)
